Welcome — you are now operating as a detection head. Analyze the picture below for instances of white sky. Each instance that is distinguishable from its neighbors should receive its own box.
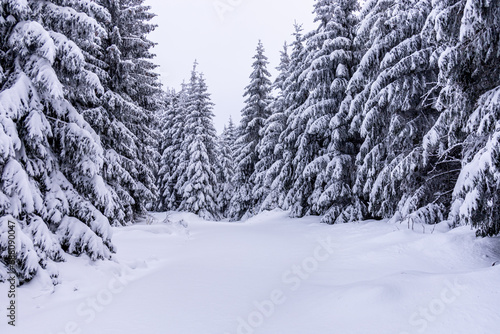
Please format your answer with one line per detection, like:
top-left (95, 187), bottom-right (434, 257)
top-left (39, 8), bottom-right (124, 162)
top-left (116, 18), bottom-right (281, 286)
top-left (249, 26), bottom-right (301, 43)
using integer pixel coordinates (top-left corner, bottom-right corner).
top-left (144, 0), bottom-right (316, 133)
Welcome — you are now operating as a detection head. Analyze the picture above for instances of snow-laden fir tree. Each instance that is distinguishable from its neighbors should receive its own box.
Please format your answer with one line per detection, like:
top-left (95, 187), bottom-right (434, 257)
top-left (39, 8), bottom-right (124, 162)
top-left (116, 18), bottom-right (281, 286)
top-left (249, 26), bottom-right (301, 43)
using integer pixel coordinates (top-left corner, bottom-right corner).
top-left (0, 0), bottom-right (116, 283)
top-left (94, 0), bottom-right (161, 219)
top-left (345, 0), bottom-right (441, 223)
top-left (38, 0), bottom-right (136, 226)
top-left (229, 41), bottom-right (272, 220)
top-left (253, 43), bottom-right (291, 212)
top-left (223, 116), bottom-right (239, 146)
top-left (270, 25), bottom-right (310, 212)
top-left (286, 0), bottom-right (359, 218)
top-left (452, 87), bottom-right (500, 236)
top-left (159, 84), bottom-right (190, 211)
top-left (101, 0), bottom-right (161, 110)
top-left (386, 0), bottom-right (478, 227)
top-left (313, 0), bottom-right (361, 224)
top-left (178, 65), bottom-right (220, 220)
top-left (157, 88), bottom-right (183, 211)
top-left (375, 0), bottom-right (459, 227)
top-left (431, 0), bottom-right (500, 236)
top-left (217, 117), bottom-right (237, 217)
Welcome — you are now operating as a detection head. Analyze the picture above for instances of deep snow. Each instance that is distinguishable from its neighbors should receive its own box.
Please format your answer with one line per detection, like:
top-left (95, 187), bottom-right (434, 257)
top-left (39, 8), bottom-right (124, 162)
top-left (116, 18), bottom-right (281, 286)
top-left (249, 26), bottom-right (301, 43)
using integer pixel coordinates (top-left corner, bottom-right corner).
top-left (1, 210), bottom-right (499, 334)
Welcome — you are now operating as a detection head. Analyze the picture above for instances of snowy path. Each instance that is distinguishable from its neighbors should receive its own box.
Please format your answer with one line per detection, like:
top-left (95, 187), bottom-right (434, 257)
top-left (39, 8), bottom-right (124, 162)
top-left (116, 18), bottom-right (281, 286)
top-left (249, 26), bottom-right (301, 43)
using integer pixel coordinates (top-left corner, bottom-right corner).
top-left (2, 210), bottom-right (500, 334)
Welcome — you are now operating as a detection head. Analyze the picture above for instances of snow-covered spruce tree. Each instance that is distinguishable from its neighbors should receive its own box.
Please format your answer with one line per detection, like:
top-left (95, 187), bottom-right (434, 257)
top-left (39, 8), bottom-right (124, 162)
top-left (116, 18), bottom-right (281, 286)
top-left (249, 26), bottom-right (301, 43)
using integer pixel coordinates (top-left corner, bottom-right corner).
top-left (94, 0), bottom-right (161, 219)
top-left (0, 1), bottom-right (115, 283)
top-left (223, 116), bottom-right (239, 146)
top-left (271, 25), bottom-right (310, 212)
top-left (312, 0), bottom-right (360, 225)
top-left (286, 0), bottom-right (359, 218)
top-left (178, 66), bottom-right (219, 220)
top-left (33, 0), bottom-right (136, 226)
top-left (390, 0), bottom-right (486, 229)
top-left (377, 0), bottom-right (462, 226)
top-left (157, 89), bottom-right (180, 211)
top-left (158, 84), bottom-right (190, 211)
top-left (402, 0), bottom-right (469, 230)
top-left (217, 117), bottom-right (237, 218)
top-left (434, 0), bottom-right (500, 236)
top-left (101, 0), bottom-right (161, 110)
top-left (253, 43), bottom-right (290, 212)
top-left (229, 41), bottom-right (272, 220)
top-left (347, 0), bottom-right (442, 223)
top-left (453, 89), bottom-right (500, 236)
top-left (322, 0), bottom-right (432, 223)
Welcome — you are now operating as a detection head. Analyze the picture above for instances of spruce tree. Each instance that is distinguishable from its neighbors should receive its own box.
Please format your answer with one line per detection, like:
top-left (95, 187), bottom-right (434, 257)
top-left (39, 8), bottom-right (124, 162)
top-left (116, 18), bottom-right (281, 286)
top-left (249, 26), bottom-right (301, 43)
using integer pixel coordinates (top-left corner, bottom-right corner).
top-left (349, 0), bottom-right (439, 222)
top-left (314, 0), bottom-right (360, 224)
top-left (286, 0), bottom-right (359, 218)
top-left (178, 65), bottom-right (219, 220)
top-left (165, 84), bottom-right (190, 211)
top-left (254, 43), bottom-right (290, 212)
top-left (157, 88), bottom-right (183, 211)
top-left (95, 0), bottom-right (161, 220)
top-left (428, 0), bottom-right (500, 235)
top-left (217, 117), bottom-right (237, 218)
top-left (229, 41), bottom-right (272, 220)
top-left (0, 0), bottom-right (116, 283)
top-left (271, 25), bottom-right (310, 212)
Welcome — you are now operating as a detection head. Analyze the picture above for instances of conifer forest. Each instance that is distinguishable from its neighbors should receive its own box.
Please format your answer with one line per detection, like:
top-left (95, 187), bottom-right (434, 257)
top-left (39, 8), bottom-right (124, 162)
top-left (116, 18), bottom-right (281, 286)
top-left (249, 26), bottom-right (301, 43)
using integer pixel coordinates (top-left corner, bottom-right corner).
top-left (0, 1), bottom-right (499, 333)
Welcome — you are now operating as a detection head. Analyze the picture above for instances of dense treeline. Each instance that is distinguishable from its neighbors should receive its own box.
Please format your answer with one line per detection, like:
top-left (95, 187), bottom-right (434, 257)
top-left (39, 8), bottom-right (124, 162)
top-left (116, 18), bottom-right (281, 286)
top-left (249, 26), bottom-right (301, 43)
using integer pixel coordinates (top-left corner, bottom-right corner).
top-left (159, 0), bottom-right (500, 237)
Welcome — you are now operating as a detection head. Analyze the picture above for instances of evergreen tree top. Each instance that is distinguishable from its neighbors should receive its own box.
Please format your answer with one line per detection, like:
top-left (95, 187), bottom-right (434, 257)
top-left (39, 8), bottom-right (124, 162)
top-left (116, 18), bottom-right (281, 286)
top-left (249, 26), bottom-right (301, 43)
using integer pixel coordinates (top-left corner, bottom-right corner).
top-left (313, 0), bottom-right (359, 28)
top-left (244, 40), bottom-right (272, 94)
top-left (274, 42), bottom-right (291, 92)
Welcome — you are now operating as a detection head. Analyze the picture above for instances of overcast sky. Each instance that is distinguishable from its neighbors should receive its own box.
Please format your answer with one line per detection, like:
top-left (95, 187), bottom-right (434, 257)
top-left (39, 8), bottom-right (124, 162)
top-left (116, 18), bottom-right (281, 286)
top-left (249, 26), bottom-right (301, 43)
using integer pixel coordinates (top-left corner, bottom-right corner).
top-left (144, 0), bottom-right (317, 133)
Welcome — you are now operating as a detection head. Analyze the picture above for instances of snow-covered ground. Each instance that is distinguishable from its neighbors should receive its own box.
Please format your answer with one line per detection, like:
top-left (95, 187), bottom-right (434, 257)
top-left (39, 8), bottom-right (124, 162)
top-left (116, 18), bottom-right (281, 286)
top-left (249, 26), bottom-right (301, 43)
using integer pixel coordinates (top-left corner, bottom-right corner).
top-left (2, 210), bottom-right (499, 334)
